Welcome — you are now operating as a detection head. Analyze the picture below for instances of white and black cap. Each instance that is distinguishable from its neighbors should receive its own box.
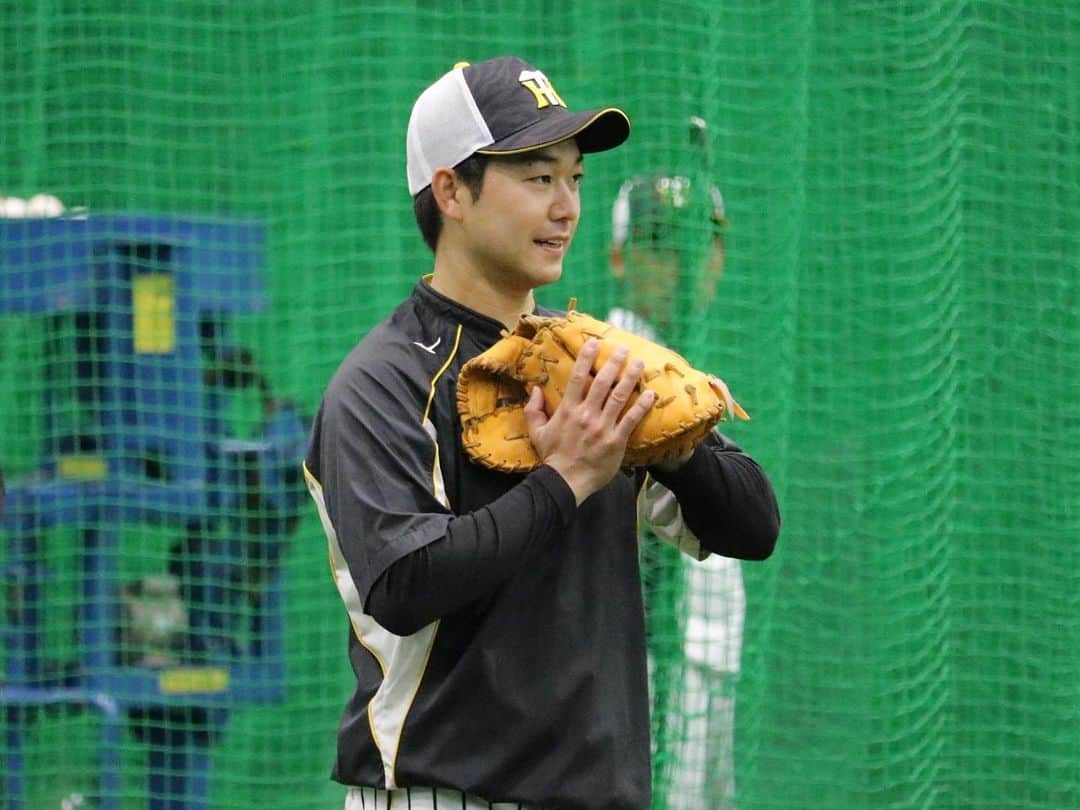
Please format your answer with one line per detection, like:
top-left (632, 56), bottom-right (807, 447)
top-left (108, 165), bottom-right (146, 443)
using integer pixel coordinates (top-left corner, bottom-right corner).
top-left (406, 56), bottom-right (631, 196)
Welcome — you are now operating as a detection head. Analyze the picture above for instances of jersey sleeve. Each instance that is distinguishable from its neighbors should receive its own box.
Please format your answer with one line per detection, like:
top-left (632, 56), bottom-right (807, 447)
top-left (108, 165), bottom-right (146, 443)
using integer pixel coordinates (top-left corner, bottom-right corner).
top-left (305, 350), bottom-right (579, 628)
top-left (365, 464), bottom-right (576, 636)
top-left (638, 474), bottom-right (711, 561)
top-left (305, 357), bottom-right (458, 604)
top-left (642, 430), bottom-right (780, 561)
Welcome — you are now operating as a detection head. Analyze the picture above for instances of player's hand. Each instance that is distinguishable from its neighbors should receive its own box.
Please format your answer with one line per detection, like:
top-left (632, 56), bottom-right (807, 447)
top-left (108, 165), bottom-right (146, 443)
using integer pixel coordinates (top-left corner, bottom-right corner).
top-left (524, 339), bottom-right (656, 504)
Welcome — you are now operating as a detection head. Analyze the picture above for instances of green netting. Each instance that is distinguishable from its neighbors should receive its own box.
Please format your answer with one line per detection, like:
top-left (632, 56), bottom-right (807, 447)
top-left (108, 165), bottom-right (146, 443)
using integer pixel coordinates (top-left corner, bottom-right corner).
top-left (1, 2), bottom-right (1076, 808)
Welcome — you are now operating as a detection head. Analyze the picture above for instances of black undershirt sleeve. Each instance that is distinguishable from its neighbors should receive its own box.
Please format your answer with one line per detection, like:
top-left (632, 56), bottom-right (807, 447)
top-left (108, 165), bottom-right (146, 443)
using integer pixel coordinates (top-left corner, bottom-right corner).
top-left (365, 465), bottom-right (576, 636)
top-left (648, 433), bottom-right (781, 561)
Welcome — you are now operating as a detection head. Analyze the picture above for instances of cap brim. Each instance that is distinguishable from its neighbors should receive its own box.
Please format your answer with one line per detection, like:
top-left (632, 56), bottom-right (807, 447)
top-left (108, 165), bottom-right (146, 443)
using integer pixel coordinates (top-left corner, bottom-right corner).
top-left (476, 107), bottom-right (630, 157)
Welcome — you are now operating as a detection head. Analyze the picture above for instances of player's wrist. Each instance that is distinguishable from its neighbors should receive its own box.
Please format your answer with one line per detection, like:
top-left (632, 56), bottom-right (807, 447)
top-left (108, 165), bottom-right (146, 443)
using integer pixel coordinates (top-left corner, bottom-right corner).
top-left (543, 460), bottom-right (593, 506)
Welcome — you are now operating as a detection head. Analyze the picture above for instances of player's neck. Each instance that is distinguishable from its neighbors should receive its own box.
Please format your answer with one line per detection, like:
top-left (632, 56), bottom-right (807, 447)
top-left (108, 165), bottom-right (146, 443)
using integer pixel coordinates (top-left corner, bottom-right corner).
top-left (429, 255), bottom-right (535, 330)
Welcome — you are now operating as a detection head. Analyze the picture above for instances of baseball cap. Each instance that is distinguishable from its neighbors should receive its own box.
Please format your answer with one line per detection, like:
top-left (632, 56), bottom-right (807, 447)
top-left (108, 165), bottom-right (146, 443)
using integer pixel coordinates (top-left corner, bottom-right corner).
top-left (611, 173), bottom-right (727, 249)
top-left (406, 56), bottom-right (631, 196)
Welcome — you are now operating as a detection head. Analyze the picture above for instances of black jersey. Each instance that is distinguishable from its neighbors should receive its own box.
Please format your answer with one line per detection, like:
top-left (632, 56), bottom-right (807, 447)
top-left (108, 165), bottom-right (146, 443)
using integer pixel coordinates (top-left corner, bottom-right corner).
top-left (304, 279), bottom-right (780, 810)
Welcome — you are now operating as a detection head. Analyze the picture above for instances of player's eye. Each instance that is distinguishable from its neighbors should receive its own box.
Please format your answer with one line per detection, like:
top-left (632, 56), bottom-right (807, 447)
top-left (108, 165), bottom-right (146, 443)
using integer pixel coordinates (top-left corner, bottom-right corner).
top-left (529, 174), bottom-right (553, 184)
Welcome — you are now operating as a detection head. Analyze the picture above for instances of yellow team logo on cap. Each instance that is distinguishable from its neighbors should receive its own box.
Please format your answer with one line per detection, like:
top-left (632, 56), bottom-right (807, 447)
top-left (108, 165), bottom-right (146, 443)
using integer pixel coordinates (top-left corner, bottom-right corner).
top-left (518, 69), bottom-right (566, 109)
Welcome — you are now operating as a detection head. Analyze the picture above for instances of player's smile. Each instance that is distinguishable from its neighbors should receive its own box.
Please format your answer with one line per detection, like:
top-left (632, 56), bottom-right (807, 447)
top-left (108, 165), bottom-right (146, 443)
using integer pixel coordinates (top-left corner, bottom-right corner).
top-left (534, 235), bottom-right (570, 255)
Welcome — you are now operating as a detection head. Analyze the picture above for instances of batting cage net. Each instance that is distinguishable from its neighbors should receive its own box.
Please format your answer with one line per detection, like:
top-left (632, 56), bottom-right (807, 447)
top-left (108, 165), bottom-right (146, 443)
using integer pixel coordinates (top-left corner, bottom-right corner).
top-left (1, 2), bottom-right (1076, 808)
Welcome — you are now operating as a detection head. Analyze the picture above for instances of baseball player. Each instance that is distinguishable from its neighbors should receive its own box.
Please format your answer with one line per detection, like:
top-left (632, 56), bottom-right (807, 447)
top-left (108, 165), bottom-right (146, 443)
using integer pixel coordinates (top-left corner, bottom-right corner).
top-left (608, 128), bottom-right (745, 809)
top-left (304, 57), bottom-right (779, 810)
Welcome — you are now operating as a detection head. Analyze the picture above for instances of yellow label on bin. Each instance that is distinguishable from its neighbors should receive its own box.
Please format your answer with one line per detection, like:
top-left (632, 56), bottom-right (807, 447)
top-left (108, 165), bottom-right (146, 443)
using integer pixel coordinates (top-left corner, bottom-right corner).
top-left (133, 273), bottom-right (175, 354)
top-left (159, 668), bottom-right (229, 694)
top-left (58, 455), bottom-right (108, 479)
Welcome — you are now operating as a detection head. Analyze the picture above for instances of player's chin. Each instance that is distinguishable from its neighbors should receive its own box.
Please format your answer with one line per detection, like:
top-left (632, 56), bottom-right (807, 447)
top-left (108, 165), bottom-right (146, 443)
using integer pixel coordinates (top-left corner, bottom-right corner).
top-left (527, 258), bottom-right (564, 287)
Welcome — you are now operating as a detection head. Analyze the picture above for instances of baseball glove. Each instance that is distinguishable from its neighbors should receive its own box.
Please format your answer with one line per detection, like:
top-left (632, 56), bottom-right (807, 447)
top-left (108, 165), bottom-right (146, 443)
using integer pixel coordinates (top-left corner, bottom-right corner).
top-left (456, 300), bottom-right (749, 473)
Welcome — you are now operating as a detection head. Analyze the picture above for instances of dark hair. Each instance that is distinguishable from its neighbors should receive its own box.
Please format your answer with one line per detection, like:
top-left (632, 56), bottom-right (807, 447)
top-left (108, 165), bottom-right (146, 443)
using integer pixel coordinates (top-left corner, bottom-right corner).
top-left (413, 154), bottom-right (489, 253)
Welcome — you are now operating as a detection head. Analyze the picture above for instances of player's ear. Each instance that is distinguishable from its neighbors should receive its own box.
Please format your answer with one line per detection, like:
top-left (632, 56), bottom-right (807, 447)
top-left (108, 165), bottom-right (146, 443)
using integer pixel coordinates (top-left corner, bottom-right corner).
top-left (431, 167), bottom-right (465, 221)
top-left (610, 245), bottom-right (625, 279)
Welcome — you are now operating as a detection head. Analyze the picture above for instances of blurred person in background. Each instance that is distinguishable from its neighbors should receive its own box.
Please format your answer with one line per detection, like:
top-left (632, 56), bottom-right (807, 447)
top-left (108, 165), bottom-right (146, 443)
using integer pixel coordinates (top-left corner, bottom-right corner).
top-left (609, 118), bottom-right (747, 809)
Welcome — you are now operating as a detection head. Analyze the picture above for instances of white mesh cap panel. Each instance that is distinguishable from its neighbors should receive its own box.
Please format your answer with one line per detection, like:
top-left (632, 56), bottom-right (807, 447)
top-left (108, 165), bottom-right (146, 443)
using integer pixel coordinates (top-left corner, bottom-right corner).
top-left (406, 68), bottom-right (494, 196)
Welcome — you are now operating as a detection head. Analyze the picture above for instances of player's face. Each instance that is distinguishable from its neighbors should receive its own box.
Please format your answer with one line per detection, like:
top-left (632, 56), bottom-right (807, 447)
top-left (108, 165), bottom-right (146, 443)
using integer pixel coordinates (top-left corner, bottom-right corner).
top-left (457, 139), bottom-right (583, 295)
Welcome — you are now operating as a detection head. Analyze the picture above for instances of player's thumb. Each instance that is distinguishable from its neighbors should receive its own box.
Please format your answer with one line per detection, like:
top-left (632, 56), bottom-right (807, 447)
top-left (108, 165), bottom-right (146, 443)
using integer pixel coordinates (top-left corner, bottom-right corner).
top-left (523, 385), bottom-right (548, 433)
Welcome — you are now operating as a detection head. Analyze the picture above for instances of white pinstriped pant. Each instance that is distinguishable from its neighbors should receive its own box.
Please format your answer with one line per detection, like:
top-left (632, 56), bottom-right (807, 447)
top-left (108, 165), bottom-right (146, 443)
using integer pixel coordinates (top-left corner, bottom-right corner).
top-left (345, 786), bottom-right (544, 810)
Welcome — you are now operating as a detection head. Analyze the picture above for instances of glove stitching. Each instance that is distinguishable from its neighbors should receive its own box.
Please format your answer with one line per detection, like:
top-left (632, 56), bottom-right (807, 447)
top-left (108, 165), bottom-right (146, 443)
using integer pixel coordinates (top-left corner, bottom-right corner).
top-left (457, 305), bottom-right (748, 472)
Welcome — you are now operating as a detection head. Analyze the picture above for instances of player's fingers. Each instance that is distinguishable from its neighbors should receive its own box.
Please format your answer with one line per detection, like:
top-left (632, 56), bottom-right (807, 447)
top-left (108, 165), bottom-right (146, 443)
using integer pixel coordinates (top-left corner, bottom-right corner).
top-left (562, 338), bottom-right (599, 405)
top-left (585, 344), bottom-right (629, 409)
top-left (615, 388), bottom-right (656, 442)
top-left (602, 357), bottom-right (644, 419)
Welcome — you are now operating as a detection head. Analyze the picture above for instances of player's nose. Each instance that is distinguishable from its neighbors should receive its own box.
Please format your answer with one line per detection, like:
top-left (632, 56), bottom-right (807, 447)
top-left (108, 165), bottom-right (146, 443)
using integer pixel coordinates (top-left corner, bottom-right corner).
top-left (550, 180), bottom-right (580, 224)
